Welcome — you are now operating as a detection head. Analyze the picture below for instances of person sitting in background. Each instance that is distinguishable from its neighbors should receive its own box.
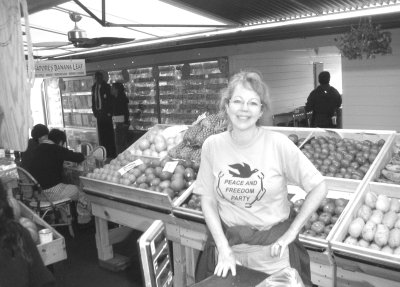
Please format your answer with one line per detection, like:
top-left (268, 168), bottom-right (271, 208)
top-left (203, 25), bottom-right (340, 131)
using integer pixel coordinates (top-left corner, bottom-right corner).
top-left (29, 129), bottom-right (91, 224)
top-left (20, 124), bottom-right (49, 170)
top-left (111, 82), bottom-right (130, 155)
top-left (305, 71), bottom-right (342, 128)
top-left (0, 180), bottom-right (55, 287)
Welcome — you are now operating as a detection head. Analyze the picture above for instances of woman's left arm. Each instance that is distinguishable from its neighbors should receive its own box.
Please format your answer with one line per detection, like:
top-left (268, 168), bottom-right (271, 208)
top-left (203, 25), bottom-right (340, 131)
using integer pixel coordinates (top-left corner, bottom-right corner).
top-left (271, 180), bottom-right (328, 257)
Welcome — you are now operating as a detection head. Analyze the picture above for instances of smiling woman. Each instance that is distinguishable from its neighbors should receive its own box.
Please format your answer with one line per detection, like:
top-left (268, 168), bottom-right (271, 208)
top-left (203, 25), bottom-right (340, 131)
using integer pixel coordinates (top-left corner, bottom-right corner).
top-left (194, 70), bottom-right (328, 285)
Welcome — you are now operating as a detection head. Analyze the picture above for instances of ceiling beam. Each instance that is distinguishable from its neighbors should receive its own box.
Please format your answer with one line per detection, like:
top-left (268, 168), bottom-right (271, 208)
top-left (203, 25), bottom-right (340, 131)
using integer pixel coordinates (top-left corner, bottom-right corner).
top-left (27, 0), bottom-right (70, 14)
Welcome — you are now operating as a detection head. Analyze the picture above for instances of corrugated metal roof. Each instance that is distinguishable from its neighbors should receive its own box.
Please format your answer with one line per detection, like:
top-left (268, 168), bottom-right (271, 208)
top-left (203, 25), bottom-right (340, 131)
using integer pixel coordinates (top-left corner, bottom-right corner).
top-left (167, 0), bottom-right (399, 25)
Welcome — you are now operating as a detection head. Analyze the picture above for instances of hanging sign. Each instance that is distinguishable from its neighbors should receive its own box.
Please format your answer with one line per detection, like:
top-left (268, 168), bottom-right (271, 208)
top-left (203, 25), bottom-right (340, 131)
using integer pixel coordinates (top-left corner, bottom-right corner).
top-left (35, 59), bottom-right (86, 78)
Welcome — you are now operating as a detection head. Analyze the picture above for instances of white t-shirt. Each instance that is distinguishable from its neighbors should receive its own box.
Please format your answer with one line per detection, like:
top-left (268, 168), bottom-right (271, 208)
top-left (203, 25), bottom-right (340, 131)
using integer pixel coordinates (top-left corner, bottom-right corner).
top-left (194, 129), bottom-right (324, 231)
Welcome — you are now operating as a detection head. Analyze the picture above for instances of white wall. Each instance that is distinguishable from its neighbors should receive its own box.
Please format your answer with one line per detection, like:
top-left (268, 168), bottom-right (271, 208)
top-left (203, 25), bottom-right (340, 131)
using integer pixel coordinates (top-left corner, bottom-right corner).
top-left (88, 36), bottom-right (342, 115)
top-left (230, 47), bottom-right (341, 114)
top-left (341, 28), bottom-right (400, 132)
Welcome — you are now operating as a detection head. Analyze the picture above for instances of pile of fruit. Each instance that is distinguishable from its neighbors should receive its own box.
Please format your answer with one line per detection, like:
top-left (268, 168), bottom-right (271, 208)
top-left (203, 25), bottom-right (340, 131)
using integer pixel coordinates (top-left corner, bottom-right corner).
top-left (87, 156), bottom-right (199, 201)
top-left (293, 197), bottom-right (348, 239)
top-left (130, 127), bottom-right (184, 158)
top-left (168, 112), bottom-right (227, 164)
top-left (301, 136), bottom-right (385, 179)
top-left (344, 192), bottom-right (400, 255)
top-left (180, 193), bottom-right (202, 211)
top-left (376, 154), bottom-right (400, 185)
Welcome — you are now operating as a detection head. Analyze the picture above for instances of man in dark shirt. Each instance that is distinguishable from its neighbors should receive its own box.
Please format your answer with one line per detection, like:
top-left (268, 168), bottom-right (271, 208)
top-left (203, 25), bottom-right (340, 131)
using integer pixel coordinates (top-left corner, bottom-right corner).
top-left (92, 71), bottom-right (116, 158)
top-left (305, 71), bottom-right (342, 128)
top-left (20, 124), bottom-right (49, 170)
top-left (30, 129), bottom-right (91, 223)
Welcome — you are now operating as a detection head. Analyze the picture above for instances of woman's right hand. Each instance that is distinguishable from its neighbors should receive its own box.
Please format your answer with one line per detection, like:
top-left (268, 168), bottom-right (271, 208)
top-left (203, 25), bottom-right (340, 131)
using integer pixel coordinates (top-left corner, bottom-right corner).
top-left (215, 245), bottom-right (236, 277)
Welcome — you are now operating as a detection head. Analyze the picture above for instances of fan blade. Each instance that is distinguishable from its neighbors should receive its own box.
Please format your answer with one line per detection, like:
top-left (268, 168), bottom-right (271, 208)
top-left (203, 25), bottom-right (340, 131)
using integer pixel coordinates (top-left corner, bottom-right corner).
top-left (92, 37), bottom-right (135, 45)
top-left (33, 41), bottom-right (71, 48)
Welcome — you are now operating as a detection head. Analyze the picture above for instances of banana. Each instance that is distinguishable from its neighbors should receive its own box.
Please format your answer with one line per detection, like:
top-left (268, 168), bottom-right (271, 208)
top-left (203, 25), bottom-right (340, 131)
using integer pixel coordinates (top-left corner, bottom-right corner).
top-left (385, 163), bottom-right (400, 172)
top-left (382, 169), bottom-right (400, 183)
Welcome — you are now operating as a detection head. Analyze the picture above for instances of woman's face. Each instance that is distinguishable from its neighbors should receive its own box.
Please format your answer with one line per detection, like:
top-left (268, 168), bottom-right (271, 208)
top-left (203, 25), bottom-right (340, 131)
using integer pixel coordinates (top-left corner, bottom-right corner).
top-left (226, 83), bottom-right (263, 131)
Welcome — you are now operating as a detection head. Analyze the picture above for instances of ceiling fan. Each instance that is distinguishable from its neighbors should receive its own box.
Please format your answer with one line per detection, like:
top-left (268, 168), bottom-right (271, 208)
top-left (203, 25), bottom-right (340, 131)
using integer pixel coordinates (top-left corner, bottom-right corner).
top-left (33, 12), bottom-right (135, 49)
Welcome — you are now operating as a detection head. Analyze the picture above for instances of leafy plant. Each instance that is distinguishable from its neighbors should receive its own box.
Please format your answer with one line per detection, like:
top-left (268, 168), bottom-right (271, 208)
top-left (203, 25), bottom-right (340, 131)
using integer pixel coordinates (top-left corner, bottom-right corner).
top-left (335, 18), bottom-right (392, 60)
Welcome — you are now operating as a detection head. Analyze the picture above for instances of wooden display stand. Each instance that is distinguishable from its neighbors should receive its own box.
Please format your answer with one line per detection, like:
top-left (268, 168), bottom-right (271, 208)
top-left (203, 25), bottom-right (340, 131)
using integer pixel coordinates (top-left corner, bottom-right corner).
top-left (19, 201), bottom-right (67, 266)
top-left (81, 127), bottom-right (399, 287)
top-left (84, 189), bottom-right (207, 287)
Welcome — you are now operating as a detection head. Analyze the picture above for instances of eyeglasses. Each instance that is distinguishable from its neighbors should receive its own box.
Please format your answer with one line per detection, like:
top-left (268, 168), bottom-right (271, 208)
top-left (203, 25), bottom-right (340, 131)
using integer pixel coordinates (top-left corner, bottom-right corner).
top-left (229, 98), bottom-right (262, 110)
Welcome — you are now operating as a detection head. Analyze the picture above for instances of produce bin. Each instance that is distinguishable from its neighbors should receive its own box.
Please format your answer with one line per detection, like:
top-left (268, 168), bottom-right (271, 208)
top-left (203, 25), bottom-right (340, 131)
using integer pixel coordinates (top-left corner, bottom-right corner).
top-left (264, 127), bottom-right (395, 192)
top-left (330, 181), bottom-right (400, 286)
top-left (366, 133), bottom-right (400, 187)
top-left (19, 201), bottom-right (67, 266)
top-left (81, 176), bottom-right (189, 212)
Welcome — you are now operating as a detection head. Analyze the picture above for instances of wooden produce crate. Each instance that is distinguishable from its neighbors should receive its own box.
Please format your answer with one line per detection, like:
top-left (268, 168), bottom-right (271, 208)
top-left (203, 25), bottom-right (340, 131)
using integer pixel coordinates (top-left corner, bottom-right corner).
top-left (310, 128), bottom-right (394, 192)
top-left (19, 201), bottom-right (67, 266)
top-left (330, 182), bottom-right (400, 286)
top-left (81, 176), bottom-right (187, 212)
top-left (289, 185), bottom-right (355, 287)
top-left (366, 133), bottom-right (400, 188)
top-left (172, 185), bottom-right (204, 223)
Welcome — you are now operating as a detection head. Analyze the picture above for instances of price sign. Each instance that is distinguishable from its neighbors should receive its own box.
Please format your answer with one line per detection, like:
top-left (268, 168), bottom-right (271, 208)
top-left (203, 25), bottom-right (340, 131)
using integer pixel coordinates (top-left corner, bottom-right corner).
top-left (162, 161), bottom-right (179, 173)
top-left (118, 159), bottom-right (144, 176)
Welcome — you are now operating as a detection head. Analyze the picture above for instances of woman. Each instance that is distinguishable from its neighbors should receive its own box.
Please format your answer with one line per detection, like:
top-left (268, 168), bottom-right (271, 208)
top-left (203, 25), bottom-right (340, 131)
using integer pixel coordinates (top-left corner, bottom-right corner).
top-left (194, 71), bottom-right (328, 285)
top-left (111, 82), bottom-right (130, 155)
top-left (0, 180), bottom-right (55, 287)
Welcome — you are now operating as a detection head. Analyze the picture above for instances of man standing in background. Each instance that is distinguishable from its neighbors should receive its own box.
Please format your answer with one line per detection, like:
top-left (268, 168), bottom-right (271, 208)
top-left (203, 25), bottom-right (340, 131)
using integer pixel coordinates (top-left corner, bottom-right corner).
top-left (91, 71), bottom-right (116, 158)
top-left (305, 71), bottom-right (342, 128)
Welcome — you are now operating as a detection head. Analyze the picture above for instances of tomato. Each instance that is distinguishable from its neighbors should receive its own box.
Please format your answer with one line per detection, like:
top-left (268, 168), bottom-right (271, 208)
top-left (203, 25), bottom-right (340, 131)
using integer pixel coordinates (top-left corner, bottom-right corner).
top-left (335, 198), bottom-right (348, 207)
top-left (356, 155), bottom-right (367, 165)
top-left (150, 178), bottom-right (161, 187)
top-left (340, 159), bottom-right (351, 168)
top-left (319, 212), bottom-right (332, 225)
top-left (303, 143), bottom-right (313, 150)
top-left (368, 152), bottom-right (378, 163)
top-left (335, 205), bottom-right (346, 215)
top-left (322, 202), bottom-right (336, 214)
top-left (328, 165), bottom-right (338, 174)
top-left (350, 161), bottom-right (360, 169)
top-left (323, 159), bottom-right (332, 166)
top-left (311, 221), bottom-right (325, 234)
top-left (324, 223), bottom-right (335, 234)
top-left (138, 183), bottom-right (149, 190)
top-left (343, 153), bottom-right (354, 161)
top-left (332, 159), bottom-right (341, 169)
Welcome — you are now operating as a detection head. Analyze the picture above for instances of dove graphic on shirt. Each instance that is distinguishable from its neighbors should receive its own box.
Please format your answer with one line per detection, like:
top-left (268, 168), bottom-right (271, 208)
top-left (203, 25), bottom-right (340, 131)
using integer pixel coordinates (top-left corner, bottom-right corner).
top-left (228, 163), bottom-right (259, 178)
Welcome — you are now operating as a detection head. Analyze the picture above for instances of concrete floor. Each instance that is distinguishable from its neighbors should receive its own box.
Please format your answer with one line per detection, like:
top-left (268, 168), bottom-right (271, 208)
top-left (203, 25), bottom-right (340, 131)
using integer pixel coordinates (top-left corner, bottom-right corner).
top-left (52, 225), bottom-right (143, 287)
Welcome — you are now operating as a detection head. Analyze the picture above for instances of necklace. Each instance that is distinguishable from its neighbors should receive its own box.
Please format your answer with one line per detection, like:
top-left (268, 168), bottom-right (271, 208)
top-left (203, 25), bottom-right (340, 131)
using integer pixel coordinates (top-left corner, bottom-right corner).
top-left (230, 127), bottom-right (259, 146)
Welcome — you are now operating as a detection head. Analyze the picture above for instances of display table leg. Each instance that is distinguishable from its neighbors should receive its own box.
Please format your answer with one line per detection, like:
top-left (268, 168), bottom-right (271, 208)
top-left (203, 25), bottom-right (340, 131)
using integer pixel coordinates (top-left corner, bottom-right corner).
top-left (95, 216), bottom-right (130, 271)
top-left (173, 242), bottom-right (186, 287)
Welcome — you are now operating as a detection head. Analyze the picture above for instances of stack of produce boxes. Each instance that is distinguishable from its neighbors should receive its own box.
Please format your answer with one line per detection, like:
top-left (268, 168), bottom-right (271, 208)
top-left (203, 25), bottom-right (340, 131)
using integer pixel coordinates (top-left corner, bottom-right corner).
top-left (173, 126), bottom-right (395, 287)
top-left (331, 134), bottom-right (400, 287)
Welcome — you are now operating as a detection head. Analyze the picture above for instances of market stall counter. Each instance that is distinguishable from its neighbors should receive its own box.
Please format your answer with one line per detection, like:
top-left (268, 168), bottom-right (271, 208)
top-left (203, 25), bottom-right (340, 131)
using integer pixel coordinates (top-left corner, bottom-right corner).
top-left (81, 123), bottom-right (398, 287)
